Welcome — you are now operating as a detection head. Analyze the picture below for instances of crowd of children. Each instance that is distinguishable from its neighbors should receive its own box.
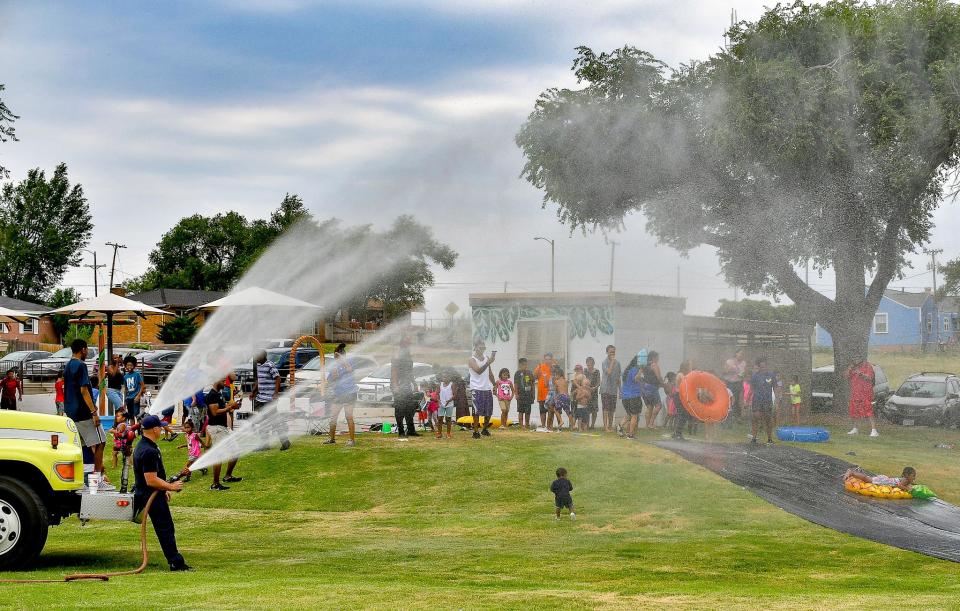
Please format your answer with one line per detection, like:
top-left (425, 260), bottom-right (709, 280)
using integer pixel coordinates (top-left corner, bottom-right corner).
top-left (422, 345), bottom-right (806, 439)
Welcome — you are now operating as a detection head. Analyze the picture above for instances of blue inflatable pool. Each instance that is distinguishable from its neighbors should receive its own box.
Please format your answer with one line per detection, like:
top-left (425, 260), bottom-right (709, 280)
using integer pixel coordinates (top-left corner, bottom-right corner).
top-left (776, 426), bottom-right (830, 443)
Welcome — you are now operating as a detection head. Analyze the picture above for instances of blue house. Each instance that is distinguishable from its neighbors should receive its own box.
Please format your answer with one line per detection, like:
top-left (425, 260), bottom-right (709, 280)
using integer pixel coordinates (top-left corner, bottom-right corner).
top-left (816, 289), bottom-right (938, 351)
top-left (939, 296), bottom-right (960, 345)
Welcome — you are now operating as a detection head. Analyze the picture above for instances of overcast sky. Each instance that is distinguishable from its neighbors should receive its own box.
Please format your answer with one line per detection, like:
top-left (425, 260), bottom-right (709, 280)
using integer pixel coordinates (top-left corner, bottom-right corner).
top-left (1, 1), bottom-right (957, 316)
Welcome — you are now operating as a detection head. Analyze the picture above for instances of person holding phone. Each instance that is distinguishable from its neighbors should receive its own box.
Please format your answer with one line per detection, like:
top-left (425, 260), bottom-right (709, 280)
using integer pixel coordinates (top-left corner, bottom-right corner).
top-left (468, 338), bottom-right (497, 438)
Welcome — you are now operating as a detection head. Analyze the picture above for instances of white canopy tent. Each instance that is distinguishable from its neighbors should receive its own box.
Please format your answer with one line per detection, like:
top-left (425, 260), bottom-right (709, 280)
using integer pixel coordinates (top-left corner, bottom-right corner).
top-left (0, 306), bottom-right (34, 325)
top-left (193, 286), bottom-right (320, 310)
top-left (49, 293), bottom-right (173, 361)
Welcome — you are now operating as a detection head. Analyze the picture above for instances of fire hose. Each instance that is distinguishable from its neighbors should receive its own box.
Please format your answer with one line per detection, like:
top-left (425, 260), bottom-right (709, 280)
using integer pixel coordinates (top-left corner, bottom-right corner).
top-left (1, 472), bottom-right (186, 584)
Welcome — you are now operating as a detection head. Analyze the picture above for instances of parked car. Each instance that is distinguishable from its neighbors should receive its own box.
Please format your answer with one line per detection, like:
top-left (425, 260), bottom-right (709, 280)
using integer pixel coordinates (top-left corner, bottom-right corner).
top-left (356, 362), bottom-right (436, 403)
top-left (880, 372), bottom-right (960, 426)
top-left (0, 350), bottom-right (52, 375)
top-left (294, 354), bottom-right (379, 384)
top-left (25, 346), bottom-right (100, 381)
top-left (88, 347), bottom-right (151, 382)
top-left (810, 364), bottom-right (892, 412)
top-left (235, 347), bottom-right (320, 391)
top-left (138, 350), bottom-right (183, 385)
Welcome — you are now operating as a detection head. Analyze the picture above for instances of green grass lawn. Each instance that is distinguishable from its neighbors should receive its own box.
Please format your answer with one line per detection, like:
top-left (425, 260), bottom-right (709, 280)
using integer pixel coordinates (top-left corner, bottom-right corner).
top-left (814, 349), bottom-right (960, 388)
top-left (4, 424), bottom-right (960, 609)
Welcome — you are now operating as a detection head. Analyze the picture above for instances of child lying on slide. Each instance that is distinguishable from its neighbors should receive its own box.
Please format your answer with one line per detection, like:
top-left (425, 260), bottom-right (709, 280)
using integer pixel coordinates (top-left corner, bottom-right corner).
top-left (845, 466), bottom-right (916, 491)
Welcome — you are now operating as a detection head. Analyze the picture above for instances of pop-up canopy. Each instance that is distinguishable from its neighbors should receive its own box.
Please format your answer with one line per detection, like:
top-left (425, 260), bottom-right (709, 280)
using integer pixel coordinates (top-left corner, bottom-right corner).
top-left (0, 306), bottom-right (34, 324)
top-left (49, 292), bottom-right (173, 361)
top-left (193, 286), bottom-right (319, 310)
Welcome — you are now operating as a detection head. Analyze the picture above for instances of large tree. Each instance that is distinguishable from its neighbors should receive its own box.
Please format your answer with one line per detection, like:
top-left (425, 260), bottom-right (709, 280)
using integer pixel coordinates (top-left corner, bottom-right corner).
top-left (0, 164), bottom-right (93, 301)
top-left (129, 196), bottom-right (457, 317)
top-left (125, 194), bottom-right (309, 293)
top-left (517, 1), bottom-right (960, 395)
top-left (0, 84), bottom-right (16, 179)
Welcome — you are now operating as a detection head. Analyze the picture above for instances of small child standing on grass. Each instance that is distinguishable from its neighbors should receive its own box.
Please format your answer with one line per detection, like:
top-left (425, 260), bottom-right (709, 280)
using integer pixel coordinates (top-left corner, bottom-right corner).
top-left (55, 370), bottom-right (65, 416)
top-left (177, 419), bottom-right (204, 482)
top-left (663, 371), bottom-right (678, 431)
top-left (571, 364), bottom-right (591, 432)
top-left (495, 368), bottom-right (515, 429)
top-left (513, 358), bottom-right (536, 430)
top-left (789, 375), bottom-right (803, 426)
top-left (437, 371), bottom-right (455, 439)
top-left (551, 467), bottom-right (575, 520)
top-left (553, 366), bottom-right (570, 431)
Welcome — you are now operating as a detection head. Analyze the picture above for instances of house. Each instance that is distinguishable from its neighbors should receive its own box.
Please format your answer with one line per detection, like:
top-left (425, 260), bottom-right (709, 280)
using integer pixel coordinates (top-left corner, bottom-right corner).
top-left (815, 288), bottom-right (938, 351)
top-left (0, 296), bottom-right (58, 346)
top-left (938, 296), bottom-right (960, 345)
top-left (89, 288), bottom-right (226, 346)
top-left (470, 292), bottom-right (813, 396)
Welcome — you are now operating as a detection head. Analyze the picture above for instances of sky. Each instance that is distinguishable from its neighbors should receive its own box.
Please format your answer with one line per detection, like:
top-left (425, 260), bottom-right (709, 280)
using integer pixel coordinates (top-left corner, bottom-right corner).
top-left (1, 0), bottom-right (957, 317)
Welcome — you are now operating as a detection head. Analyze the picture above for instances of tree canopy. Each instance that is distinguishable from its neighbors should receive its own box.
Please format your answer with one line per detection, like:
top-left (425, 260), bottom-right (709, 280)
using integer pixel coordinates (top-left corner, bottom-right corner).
top-left (0, 164), bottom-right (92, 302)
top-left (938, 257), bottom-right (960, 300)
top-left (715, 298), bottom-right (803, 324)
top-left (125, 193), bottom-right (309, 293)
top-left (517, 0), bottom-right (960, 370)
top-left (127, 195), bottom-right (458, 317)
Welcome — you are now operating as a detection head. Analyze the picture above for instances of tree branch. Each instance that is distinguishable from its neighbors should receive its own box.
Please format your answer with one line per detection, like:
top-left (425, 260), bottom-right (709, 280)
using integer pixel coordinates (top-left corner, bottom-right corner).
top-left (865, 206), bottom-right (907, 311)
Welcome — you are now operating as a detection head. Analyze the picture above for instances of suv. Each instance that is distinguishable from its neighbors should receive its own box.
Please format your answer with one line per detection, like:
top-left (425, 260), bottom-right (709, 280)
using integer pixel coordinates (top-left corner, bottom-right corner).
top-left (0, 411), bottom-right (137, 569)
top-left (810, 364), bottom-right (892, 412)
top-left (880, 372), bottom-right (960, 426)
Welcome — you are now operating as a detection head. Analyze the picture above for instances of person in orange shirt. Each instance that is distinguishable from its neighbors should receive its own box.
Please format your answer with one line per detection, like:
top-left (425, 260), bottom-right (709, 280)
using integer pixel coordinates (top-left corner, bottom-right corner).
top-left (534, 353), bottom-right (554, 429)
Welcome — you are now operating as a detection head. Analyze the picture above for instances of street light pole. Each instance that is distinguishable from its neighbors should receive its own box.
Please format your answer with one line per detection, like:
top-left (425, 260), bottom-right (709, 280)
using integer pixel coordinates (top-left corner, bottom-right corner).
top-left (534, 237), bottom-right (555, 292)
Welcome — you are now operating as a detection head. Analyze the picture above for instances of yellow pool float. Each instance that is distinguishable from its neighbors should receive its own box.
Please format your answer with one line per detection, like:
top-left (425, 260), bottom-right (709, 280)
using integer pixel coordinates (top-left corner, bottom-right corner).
top-left (456, 416), bottom-right (511, 428)
top-left (844, 476), bottom-right (913, 500)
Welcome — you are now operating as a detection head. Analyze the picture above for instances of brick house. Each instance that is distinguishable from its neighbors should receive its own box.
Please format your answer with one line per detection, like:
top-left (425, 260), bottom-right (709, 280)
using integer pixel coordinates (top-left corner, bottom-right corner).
top-left (0, 296), bottom-right (59, 345)
top-left (89, 288), bottom-right (225, 346)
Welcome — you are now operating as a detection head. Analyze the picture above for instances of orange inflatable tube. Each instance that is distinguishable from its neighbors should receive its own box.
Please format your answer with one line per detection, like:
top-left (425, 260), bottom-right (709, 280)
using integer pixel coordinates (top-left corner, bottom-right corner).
top-left (679, 371), bottom-right (730, 423)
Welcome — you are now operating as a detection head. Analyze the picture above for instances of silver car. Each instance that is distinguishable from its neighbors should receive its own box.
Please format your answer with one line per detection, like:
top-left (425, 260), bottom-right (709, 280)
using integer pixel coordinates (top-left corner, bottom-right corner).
top-left (882, 373), bottom-right (960, 426)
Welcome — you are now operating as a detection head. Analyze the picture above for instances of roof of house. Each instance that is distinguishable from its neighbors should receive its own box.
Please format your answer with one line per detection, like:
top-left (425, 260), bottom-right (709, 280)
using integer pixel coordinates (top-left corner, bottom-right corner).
top-left (0, 296), bottom-right (52, 313)
top-left (127, 288), bottom-right (226, 309)
top-left (883, 288), bottom-right (932, 309)
top-left (939, 296), bottom-right (960, 314)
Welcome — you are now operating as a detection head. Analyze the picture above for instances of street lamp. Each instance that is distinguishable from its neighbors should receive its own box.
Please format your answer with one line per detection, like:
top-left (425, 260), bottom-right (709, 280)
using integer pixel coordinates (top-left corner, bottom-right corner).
top-left (534, 237), bottom-right (555, 292)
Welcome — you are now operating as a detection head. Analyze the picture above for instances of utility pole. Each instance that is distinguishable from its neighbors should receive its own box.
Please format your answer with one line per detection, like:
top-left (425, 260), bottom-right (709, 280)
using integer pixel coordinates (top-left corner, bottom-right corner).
top-left (82, 249), bottom-right (105, 296)
top-left (105, 242), bottom-right (127, 290)
top-left (676, 266), bottom-right (681, 297)
top-left (534, 237), bottom-right (555, 292)
top-left (606, 239), bottom-right (619, 292)
top-left (924, 248), bottom-right (943, 296)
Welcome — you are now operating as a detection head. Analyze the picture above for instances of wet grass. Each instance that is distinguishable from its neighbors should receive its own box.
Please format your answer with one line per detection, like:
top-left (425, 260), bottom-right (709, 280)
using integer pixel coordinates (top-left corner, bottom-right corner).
top-left (4, 424), bottom-right (960, 609)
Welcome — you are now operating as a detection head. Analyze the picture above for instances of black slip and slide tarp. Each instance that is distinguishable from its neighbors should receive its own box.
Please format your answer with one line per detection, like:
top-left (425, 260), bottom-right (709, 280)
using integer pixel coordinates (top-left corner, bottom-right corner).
top-left (655, 440), bottom-right (960, 562)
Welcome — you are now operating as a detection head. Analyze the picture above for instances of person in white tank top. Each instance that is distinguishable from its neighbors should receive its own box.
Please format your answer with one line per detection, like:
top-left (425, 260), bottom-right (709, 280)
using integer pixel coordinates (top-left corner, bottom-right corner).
top-left (468, 338), bottom-right (496, 438)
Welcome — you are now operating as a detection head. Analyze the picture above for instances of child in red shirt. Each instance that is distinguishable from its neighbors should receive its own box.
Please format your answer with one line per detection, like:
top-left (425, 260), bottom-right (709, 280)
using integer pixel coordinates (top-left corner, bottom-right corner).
top-left (55, 370), bottom-right (66, 416)
top-left (1, 368), bottom-right (22, 411)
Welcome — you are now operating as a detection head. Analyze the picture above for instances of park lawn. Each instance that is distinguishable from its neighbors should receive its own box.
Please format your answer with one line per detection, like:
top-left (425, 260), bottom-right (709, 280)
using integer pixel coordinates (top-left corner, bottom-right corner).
top-left (814, 350), bottom-right (960, 388)
top-left (4, 425), bottom-right (960, 610)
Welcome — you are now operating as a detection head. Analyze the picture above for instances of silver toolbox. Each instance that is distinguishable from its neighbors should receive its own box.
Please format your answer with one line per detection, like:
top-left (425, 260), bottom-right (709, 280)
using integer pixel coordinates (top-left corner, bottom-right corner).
top-left (78, 490), bottom-right (136, 521)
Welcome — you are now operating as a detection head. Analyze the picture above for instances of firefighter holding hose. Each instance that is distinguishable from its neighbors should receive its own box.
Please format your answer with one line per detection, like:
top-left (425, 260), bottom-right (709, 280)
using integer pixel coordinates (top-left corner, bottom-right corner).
top-left (133, 415), bottom-right (191, 572)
